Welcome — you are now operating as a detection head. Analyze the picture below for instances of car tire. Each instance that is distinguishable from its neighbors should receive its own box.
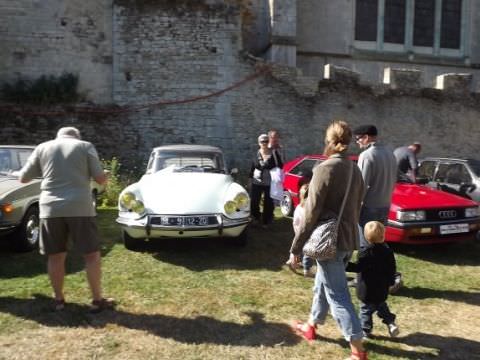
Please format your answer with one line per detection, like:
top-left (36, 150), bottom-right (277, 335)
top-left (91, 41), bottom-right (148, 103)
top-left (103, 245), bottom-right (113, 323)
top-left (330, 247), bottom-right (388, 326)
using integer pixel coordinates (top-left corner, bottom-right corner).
top-left (12, 206), bottom-right (40, 252)
top-left (231, 228), bottom-right (248, 247)
top-left (123, 231), bottom-right (143, 251)
top-left (280, 191), bottom-right (294, 217)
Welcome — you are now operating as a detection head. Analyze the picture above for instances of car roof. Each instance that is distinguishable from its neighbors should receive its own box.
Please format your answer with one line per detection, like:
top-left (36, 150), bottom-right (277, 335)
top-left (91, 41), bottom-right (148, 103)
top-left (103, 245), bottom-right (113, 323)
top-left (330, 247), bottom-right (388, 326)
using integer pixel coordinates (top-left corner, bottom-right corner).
top-left (0, 145), bottom-right (36, 150)
top-left (152, 144), bottom-right (223, 153)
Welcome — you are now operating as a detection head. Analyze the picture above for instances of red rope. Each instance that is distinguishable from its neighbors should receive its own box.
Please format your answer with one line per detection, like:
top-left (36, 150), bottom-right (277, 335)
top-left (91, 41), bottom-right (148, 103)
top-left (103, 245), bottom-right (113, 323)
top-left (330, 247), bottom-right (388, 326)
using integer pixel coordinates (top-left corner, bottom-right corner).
top-left (0, 65), bottom-right (271, 117)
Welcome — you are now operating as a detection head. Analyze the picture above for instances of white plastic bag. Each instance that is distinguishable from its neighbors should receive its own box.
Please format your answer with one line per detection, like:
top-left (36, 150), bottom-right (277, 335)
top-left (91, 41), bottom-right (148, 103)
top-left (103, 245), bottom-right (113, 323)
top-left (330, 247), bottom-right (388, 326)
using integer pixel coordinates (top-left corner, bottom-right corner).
top-left (270, 167), bottom-right (284, 201)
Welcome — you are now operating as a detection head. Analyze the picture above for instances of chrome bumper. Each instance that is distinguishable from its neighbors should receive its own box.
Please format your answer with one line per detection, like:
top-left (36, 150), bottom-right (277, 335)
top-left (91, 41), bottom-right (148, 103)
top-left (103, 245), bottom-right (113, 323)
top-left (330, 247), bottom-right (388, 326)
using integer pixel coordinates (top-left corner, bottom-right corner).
top-left (116, 214), bottom-right (250, 239)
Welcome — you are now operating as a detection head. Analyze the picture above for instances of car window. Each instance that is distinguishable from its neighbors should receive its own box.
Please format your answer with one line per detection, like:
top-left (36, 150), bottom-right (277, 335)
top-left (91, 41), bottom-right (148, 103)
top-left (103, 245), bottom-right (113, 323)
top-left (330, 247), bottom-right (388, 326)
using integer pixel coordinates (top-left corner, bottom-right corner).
top-left (434, 163), bottom-right (450, 183)
top-left (0, 150), bottom-right (12, 172)
top-left (146, 153), bottom-right (155, 174)
top-left (457, 164), bottom-right (472, 184)
top-left (290, 159), bottom-right (320, 176)
top-left (0, 148), bottom-right (33, 173)
top-left (436, 163), bottom-right (471, 185)
top-left (153, 151), bottom-right (224, 173)
top-left (15, 149), bottom-right (33, 169)
top-left (418, 160), bottom-right (436, 179)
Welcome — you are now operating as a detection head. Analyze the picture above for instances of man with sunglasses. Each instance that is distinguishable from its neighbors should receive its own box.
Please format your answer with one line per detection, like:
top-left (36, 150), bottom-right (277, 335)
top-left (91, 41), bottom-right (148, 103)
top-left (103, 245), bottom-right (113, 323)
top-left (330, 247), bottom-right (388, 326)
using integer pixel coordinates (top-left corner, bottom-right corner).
top-left (353, 125), bottom-right (397, 248)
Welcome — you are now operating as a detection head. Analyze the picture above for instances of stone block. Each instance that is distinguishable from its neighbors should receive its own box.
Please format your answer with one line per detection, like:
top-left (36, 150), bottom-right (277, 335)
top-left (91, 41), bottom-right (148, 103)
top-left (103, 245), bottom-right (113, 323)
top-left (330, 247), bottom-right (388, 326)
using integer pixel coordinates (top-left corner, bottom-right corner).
top-left (324, 64), bottom-right (360, 85)
top-left (291, 75), bottom-right (319, 98)
top-left (435, 73), bottom-right (473, 94)
top-left (383, 68), bottom-right (422, 89)
top-left (270, 63), bottom-right (301, 83)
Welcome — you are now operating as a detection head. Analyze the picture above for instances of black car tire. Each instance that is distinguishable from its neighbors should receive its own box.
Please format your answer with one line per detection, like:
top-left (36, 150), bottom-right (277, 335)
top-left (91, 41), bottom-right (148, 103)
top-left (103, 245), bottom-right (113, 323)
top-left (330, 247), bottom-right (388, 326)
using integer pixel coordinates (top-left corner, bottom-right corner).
top-left (280, 191), bottom-right (294, 217)
top-left (122, 231), bottom-right (144, 251)
top-left (12, 205), bottom-right (40, 252)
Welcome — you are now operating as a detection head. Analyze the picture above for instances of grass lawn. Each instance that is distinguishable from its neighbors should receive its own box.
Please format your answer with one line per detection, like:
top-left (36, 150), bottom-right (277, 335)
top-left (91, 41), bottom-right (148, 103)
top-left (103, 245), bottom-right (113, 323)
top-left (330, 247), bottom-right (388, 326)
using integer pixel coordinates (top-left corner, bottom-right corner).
top-left (1, 208), bottom-right (480, 359)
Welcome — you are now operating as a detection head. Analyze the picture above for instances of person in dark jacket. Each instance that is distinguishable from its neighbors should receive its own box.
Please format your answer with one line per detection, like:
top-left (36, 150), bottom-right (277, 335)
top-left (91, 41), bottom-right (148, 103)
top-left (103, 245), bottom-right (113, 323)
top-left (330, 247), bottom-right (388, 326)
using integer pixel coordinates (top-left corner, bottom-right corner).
top-left (346, 221), bottom-right (400, 338)
top-left (249, 134), bottom-right (283, 227)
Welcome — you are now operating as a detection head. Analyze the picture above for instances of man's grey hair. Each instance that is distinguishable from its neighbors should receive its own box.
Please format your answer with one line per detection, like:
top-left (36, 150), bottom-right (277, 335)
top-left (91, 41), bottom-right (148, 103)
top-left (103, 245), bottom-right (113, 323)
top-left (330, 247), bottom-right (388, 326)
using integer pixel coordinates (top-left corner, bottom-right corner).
top-left (56, 127), bottom-right (81, 139)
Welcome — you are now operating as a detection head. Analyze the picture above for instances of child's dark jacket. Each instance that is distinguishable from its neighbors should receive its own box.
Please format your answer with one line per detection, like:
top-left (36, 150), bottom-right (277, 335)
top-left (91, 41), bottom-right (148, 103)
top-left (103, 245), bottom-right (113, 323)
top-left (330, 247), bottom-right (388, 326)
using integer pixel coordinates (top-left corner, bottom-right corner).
top-left (346, 243), bottom-right (396, 304)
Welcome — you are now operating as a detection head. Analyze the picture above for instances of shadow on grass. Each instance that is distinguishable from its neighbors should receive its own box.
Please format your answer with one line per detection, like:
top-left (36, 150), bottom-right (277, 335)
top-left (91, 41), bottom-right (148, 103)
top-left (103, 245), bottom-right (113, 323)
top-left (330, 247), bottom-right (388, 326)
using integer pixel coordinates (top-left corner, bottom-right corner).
top-left (393, 285), bottom-right (480, 306)
top-left (0, 208), bottom-right (119, 279)
top-left (368, 332), bottom-right (480, 359)
top-left (0, 294), bottom-right (300, 347)
top-left (140, 217), bottom-right (295, 272)
top-left (390, 240), bottom-right (480, 266)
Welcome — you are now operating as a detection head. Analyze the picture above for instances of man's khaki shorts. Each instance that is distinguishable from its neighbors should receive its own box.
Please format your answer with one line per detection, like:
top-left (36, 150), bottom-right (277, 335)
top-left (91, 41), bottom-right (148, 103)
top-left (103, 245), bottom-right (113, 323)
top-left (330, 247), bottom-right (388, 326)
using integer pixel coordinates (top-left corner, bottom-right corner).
top-left (39, 217), bottom-right (100, 255)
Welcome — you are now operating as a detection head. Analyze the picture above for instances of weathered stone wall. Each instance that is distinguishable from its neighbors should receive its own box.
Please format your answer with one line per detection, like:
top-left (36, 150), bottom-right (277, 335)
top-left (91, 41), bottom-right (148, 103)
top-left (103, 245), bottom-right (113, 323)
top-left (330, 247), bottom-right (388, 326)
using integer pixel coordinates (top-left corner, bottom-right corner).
top-left (1, 1), bottom-right (480, 181)
top-left (0, 0), bottom-right (113, 103)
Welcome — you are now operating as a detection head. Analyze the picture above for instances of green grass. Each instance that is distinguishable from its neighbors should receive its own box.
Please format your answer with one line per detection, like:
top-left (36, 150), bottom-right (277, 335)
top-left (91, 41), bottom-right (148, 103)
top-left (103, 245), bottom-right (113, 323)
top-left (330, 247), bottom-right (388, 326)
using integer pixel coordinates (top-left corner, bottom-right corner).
top-left (0, 209), bottom-right (479, 359)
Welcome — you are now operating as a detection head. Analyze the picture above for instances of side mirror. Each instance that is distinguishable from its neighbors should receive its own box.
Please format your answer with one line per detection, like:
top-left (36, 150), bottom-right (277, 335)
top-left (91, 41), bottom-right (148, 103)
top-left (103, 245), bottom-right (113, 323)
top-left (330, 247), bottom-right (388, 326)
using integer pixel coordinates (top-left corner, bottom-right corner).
top-left (230, 168), bottom-right (239, 175)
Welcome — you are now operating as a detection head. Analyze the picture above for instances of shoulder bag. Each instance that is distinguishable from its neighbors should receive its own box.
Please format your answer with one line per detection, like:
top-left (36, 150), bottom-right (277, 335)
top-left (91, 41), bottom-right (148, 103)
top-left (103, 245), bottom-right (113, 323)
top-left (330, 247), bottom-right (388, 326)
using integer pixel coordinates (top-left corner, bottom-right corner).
top-left (302, 161), bottom-right (353, 261)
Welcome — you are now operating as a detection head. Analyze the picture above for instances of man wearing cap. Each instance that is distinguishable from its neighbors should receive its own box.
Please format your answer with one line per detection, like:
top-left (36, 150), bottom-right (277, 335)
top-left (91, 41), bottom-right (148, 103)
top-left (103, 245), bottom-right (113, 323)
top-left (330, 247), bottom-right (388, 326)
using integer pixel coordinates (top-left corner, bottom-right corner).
top-left (353, 125), bottom-right (397, 248)
top-left (394, 143), bottom-right (421, 182)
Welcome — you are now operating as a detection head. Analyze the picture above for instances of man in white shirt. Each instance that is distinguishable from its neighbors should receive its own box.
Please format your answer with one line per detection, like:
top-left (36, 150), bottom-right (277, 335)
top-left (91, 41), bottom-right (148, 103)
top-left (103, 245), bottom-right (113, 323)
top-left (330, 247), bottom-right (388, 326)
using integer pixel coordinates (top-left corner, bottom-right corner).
top-left (17, 127), bottom-right (114, 312)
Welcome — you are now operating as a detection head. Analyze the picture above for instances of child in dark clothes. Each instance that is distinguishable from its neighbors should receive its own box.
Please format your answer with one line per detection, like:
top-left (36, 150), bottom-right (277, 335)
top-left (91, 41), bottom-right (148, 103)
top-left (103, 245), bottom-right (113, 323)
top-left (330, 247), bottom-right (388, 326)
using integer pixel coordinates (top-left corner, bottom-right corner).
top-left (346, 221), bottom-right (400, 338)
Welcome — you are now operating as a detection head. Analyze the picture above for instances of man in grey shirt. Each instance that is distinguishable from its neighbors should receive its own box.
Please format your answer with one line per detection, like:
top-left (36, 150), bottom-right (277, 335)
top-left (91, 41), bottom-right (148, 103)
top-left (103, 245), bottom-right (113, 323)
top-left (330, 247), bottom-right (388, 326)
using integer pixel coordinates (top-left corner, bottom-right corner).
top-left (354, 125), bottom-right (397, 247)
top-left (394, 143), bottom-right (421, 182)
top-left (17, 127), bottom-right (113, 312)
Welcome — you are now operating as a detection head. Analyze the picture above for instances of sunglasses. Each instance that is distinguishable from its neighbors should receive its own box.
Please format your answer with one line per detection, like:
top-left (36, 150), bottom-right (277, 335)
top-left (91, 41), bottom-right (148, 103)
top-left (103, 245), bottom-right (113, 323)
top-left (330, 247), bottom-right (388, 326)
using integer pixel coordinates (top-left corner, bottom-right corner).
top-left (260, 140), bottom-right (268, 144)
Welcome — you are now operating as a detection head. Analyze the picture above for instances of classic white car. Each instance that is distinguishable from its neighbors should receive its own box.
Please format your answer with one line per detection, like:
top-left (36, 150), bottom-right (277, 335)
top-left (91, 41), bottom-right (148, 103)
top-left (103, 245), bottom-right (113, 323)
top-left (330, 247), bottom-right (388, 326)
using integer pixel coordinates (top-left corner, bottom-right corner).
top-left (116, 145), bottom-right (251, 250)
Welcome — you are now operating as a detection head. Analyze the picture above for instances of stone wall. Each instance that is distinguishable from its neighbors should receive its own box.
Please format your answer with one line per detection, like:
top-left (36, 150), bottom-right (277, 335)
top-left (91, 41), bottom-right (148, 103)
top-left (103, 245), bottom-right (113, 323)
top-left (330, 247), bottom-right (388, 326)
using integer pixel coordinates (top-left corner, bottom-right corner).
top-left (1, 1), bottom-right (480, 181)
top-left (0, 0), bottom-right (113, 103)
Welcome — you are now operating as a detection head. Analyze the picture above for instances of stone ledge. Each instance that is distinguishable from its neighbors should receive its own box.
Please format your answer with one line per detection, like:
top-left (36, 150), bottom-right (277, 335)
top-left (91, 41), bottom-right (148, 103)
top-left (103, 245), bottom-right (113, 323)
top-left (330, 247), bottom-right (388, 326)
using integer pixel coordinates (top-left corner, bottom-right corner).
top-left (324, 64), bottom-right (360, 85)
top-left (435, 73), bottom-right (473, 95)
top-left (269, 62), bottom-right (319, 98)
top-left (383, 68), bottom-right (422, 90)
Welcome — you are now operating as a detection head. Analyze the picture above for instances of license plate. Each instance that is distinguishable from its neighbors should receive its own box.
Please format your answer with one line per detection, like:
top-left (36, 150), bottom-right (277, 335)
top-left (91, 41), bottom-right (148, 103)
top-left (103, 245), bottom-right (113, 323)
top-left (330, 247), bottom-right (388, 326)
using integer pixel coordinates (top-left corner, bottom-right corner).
top-left (439, 223), bottom-right (469, 235)
top-left (159, 216), bottom-right (213, 226)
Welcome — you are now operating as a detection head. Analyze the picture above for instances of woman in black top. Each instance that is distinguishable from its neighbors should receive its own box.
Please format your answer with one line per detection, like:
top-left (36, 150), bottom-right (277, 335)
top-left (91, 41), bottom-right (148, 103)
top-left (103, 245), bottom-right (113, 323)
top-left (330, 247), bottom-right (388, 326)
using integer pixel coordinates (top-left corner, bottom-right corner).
top-left (249, 134), bottom-right (283, 227)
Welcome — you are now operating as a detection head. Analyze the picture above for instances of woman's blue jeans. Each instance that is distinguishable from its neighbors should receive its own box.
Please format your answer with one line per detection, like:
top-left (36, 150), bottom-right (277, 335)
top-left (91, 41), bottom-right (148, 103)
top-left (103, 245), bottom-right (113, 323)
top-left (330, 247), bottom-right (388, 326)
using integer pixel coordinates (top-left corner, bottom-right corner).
top-left (310, 250), bottom-right (363, 342)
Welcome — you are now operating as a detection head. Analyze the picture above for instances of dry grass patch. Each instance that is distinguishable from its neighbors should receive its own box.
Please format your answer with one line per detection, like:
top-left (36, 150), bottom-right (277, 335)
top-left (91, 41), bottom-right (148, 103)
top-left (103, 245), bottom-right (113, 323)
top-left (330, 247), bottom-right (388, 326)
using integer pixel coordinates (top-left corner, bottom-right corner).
top-left (1, 209), bottom-right (479, 359)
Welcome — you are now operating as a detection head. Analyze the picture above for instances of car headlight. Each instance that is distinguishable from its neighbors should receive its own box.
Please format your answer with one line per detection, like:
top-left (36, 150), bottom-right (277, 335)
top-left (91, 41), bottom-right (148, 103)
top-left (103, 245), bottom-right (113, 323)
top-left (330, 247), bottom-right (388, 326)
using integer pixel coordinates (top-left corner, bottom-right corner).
top-left (224, 200), bottom-right (237, 215)
top-left (120, 192), bottom-right (136, 209)
top-left (465, 207), bottom-right (480, 218)
top-left (234, 192), bottom-right (250, 210)
top-left (130, 200), bottom-right (145, 214)
top-left (396, 210), bottom-right (426, 222)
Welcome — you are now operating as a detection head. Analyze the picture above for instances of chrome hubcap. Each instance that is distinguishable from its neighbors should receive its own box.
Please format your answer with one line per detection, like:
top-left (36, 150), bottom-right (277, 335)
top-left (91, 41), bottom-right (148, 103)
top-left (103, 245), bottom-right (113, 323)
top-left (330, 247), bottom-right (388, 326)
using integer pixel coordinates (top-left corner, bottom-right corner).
top-left (25, 215), bottom-right (39, 245)
top-left (281, 195), bottom-right (292, 215)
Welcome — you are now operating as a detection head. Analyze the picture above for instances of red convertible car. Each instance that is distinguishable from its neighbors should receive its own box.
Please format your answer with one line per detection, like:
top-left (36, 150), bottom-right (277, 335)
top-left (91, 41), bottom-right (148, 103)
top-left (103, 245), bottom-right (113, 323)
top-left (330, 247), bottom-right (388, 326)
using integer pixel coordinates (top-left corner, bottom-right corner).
top-left (281, 155), bottom-right (480, 244)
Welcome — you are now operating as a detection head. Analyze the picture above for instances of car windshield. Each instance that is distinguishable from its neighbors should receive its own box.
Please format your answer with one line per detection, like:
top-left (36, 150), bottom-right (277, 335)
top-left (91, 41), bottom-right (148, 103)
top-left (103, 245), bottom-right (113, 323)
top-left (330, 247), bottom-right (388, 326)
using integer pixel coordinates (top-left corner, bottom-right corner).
top-left (467, 159), bottom-right (480, 177)
top-left (0, 147), bottom-right (33, 176)
top-left (151, 151), bottom-right (225, 174)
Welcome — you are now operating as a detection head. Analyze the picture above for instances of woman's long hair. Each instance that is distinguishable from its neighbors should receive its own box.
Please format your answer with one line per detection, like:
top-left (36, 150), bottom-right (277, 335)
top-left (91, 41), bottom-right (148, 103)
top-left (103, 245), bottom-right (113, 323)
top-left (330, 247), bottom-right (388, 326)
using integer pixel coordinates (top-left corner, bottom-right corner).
top-left (323, 120), bottom-right (352, 156)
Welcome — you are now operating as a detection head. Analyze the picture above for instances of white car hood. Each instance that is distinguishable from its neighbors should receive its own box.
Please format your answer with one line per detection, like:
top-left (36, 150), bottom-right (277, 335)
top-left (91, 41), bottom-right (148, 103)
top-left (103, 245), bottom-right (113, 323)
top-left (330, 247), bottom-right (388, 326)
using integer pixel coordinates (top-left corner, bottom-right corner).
top-left (138, 171), bottom-right (233, 214)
